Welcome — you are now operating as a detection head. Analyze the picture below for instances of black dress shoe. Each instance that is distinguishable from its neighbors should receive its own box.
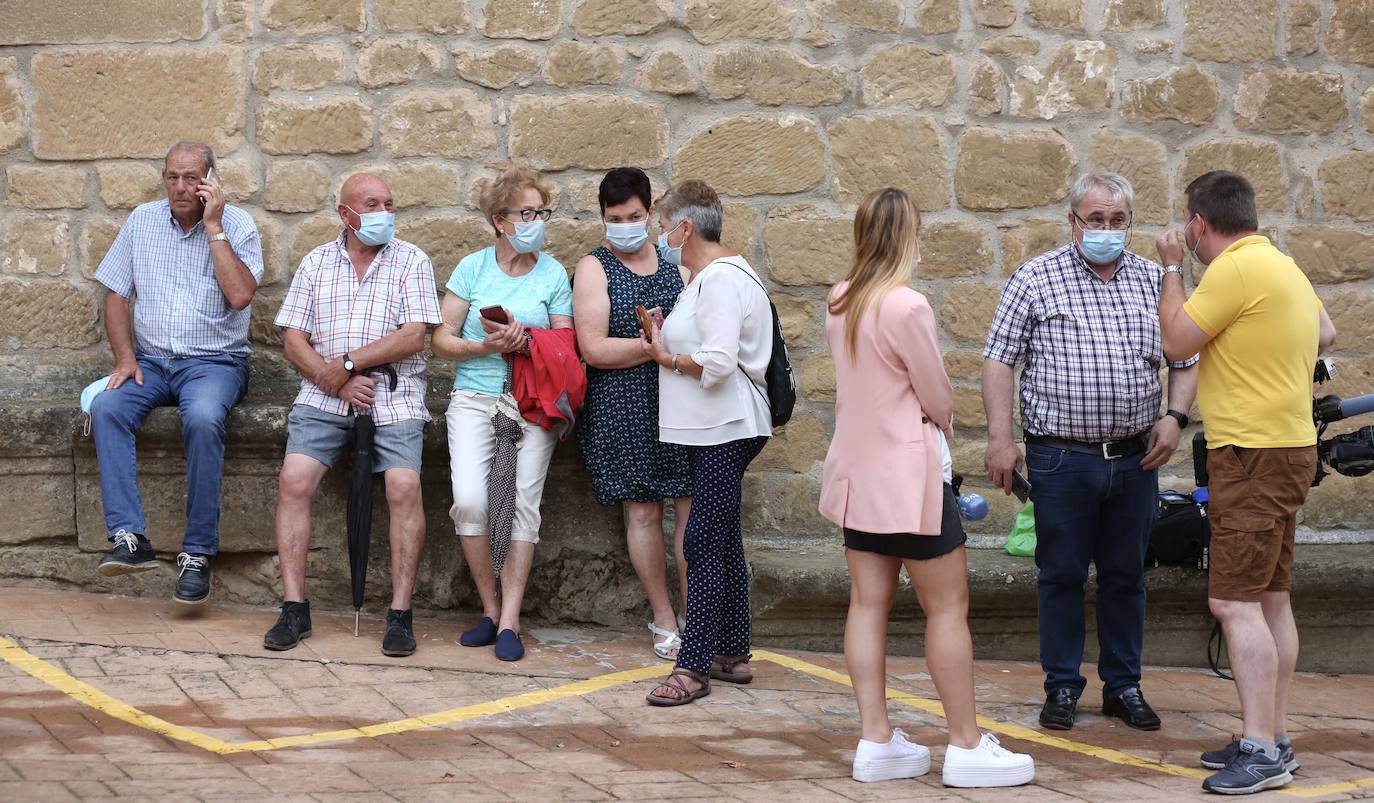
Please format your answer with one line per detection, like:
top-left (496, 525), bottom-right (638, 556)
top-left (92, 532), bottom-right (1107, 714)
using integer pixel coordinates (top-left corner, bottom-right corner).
top-left (382, 608), bottom-right (416, 657)
top-left (1103, 687), bottom-right (1161, 730)
top-left (1040, 688), bottom-right (1079, 730)
top-left (172, 553), bottom-right (212, 604)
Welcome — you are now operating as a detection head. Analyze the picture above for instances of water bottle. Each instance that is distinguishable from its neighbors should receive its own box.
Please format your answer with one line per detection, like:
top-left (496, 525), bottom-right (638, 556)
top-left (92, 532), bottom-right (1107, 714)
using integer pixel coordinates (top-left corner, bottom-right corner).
top-left (959, 492), bottom-right (989, 521)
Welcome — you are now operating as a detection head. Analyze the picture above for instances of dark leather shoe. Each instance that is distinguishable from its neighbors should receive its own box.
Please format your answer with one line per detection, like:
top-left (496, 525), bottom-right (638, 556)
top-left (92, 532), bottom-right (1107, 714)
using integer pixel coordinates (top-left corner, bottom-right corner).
top-left (382, 608), bottom-right (416, 657)
top-left (172, 553), bottom-right (212, 604)
top-left (1040, 688), bottom-right (1079, 730)
top-left (263, 601), bottom-right (312, 651)
top-left (1103, 687), bottom-right (1161, 730)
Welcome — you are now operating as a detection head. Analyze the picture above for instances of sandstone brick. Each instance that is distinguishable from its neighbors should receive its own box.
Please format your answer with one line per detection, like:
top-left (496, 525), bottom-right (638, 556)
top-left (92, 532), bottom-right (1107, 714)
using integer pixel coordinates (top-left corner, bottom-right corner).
top-left (1286, 227), bottom-right (1374, 285)
top-left (763, 207), bottom-right (851, 286)
top-left (80, 217), bottom-right (124, 280)
top-left (264, 161), bottom-right (331, 213)
top-left (1295, 170), bottom-right (1315, 220)
top-left (217, 0), bottom-right (253, 43)
top-left (684, 0), bottom-right (795, 44)
top-left (511, 95), bottom-right (668, 171)
top-left (813, 0), bottom-right (902, 32)
top-left (250, 213), bottom-right (286, 287)
top-left (969, 58), bottom-right (1005, 117)
top-left (774, 294), bottom-right (823, 349)
top-left (2, 215), bottom-right (70, 277)
top-left (1000, 219), bottom-right (1068, 272)
top-left (706, 47), bottom-right (847, 107)
top-left (1318, 288), bottom-right (1374, 352)
top-left (380, 90), bottom-right (493, 159)
top-left (634, 51), bottom-right (699, 96)
top-left (0, 281), bottom-right (100, 348)
top-left (1179, 139), bottom-right (1286, 214)
top-left (915, 0), bottom-right (959, 33)
top-left (95, 164), bottom-right (162, 211)
top-left (1234, 69), bottom-right (1347, 135)
top-left (860, 45), bottom-right (955, 109)
top-left (482, 0), bottom-right (562, 39)
top-left (257, 97), bottom-right (372, 156)
top-left (357, 40), bottom-right (441, 90)
top-left (1183, 0), bottom-right (1277, 62)
top-left (351, 163), bottom-right (463, 210)
top-left (0, 0), bottom-right (206, 45)
top-left (32, 48), bottom-right (244, 160)
top-left (377, 0), bottom-right (468, 33)
top-left (262, 0), bottom-right (363, 33)
top-left (394, 216), bottom-right (492, 287)
top-left (1121, 64), bottom-right (1219, 126)
top-left (722, 202), bottom-right (759, 257)
top-left (829, 115), bottom-right (948, 211)
top-left (289, 214), bottom-right (346, 271)
top-left (955, 128), bottom-right (1075, 211)
top-left (1027, 0), bottom-right (1084, 30)
top-left (216, 156), bottom-right (259, 203)
top-left (252, 44), bottom-right (346, 92)
top-left (544, 219), bottom-right (606, 275)
top-left (675, 115), bottom-right (822, 196)
top-left (943, 350), bottom-right (984, 381)
top-left (1319, 152), bottom-right (1374, 222)
top-left (972, 0), bottom-right (1016, 27)
top-left (939, 282), bottom-right (1002, 343)
top-left (1102, 0), bottom-right (1163, 30)
top-left (1329, 0), bottom-right (1374, 67)
top-left (756, 414), bottom-right (828, 472)
top-left (545, 42), bottom-right (626, 88)
top-left (573, 0), bottom-right (669, 36)
top-left (1088, 130), bottom-right (1168, 226)
top-left (558, 176), bottom-right (603, 214)
top-left (799, 352), bottom-right (835, 403)
top-left (453, 46), bottom-right (541, 90)
top-left (919, 222), bottom-right (995, 279)
top-left (0, 59), bottom-right (20, 154)
top-left (1286, 0), bottom-right (1320, 56)
top-left (6, 166), bottom-right (85, 209)
top-left (1135, 38), bottom-right (1174, 55)
top-left (979, 36), bottom-right (1040, 58)
top-left (1009, 41), bottom-right (1118, 120)
top-left (952, 385), bottom-right (987, 428)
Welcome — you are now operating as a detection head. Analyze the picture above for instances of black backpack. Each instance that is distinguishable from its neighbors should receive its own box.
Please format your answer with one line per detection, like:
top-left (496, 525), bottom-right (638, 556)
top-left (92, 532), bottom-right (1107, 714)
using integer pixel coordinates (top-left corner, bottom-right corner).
top-left (1145, 491), bottom-right (1211, 569)
top-left (727, 262), bottom-right (796, 428)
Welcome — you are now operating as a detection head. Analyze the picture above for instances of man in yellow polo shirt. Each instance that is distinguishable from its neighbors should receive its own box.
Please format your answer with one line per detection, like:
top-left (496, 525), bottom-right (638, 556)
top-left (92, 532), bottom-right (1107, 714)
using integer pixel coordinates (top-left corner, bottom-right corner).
top-left (1157, 171), bottom-right (1337, 796)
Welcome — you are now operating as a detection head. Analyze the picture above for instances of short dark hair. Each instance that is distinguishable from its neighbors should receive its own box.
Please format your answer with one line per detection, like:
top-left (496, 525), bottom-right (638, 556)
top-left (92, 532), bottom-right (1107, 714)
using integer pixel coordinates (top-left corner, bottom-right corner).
top-left (598, 167), bottom-right (653, 214)
top-left (1185, 170), bottom-right (1258, 235)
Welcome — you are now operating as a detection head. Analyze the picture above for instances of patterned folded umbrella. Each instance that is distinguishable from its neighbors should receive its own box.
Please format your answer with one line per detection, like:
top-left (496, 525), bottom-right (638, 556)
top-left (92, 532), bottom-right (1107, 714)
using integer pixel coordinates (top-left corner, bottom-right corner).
top-left (487, 387), bottom-right (524, 574)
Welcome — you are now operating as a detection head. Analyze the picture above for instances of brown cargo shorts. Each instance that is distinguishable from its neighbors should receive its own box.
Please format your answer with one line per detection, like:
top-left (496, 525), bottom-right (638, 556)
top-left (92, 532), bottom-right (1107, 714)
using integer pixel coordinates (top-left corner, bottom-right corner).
top-left (1206, 444), bottom-right (1317, 602)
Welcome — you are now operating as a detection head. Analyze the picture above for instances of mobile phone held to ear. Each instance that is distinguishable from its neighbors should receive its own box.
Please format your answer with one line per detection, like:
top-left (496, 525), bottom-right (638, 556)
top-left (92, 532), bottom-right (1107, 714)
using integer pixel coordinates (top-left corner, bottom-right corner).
top-left (1011, 469), bottom-right (1033, 504)
top-left (635, 305), bottom-right (655, 338)
top-left (479, 305), bottom-right (510, 325)
top-left (197, 167), bottom-right (217, 204)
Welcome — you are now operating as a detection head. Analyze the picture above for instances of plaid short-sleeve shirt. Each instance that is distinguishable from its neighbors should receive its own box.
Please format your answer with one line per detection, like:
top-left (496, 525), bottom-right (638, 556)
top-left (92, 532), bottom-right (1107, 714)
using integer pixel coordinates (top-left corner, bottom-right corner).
top-left (94, 199), bottom-right (264, 357)
top-left (984, 244), bottom-right (1198, 442)
top-left (275, 233), bottom-right (442, 425)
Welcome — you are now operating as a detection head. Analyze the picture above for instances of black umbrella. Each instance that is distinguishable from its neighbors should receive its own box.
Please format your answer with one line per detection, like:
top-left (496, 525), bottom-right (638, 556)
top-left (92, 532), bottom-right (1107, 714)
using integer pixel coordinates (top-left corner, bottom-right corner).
top-left (349, 364), bottom-right (398, 636)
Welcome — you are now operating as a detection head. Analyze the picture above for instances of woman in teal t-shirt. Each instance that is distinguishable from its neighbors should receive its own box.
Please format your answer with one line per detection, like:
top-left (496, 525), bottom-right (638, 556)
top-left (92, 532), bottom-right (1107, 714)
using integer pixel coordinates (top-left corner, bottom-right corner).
top-left (431, 167), bottom-right (573, 663)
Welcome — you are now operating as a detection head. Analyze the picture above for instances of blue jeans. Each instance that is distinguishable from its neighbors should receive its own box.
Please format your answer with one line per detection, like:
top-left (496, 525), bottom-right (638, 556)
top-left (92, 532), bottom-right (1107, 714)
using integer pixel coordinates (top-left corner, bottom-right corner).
top-left (1027, 442), bottom-right (1157, 700)
top-left (90, 355), bottom-right (249, 555)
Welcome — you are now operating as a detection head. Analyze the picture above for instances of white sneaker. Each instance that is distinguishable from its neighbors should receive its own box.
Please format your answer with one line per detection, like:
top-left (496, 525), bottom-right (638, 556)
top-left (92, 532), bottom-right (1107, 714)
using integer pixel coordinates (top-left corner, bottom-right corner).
top-left (942, 733), bottom-right (1035, 788)
top-left (852, 728), bottom-right (931, 783)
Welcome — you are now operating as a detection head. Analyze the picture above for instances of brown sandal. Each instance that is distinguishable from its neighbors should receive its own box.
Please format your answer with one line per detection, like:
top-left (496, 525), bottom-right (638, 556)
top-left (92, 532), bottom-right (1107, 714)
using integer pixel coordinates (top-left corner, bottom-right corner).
top-left (710, 653), bottom-right (754, 684)
top-left (646, 667), bottom-right (711, 706)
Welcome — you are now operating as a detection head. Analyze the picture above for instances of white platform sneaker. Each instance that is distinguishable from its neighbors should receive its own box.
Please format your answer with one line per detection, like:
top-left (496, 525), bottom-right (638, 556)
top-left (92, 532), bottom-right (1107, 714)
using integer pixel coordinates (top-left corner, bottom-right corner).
top-left (852, 728), bottom-right (932, 783)
top-left (942, 733), bottom-right (1035, 788)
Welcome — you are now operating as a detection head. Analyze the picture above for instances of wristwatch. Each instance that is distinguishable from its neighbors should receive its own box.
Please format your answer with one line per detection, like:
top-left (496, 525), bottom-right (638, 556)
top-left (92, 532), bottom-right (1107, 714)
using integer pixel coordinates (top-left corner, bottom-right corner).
top-left (1163, 265), bottom-right (1184, 277)
top-left (670, 354), bottom-right (683, 375)
top-left (208, 232), bottom-right (229, 244)
top-left (1164, 409), bottom-right (1190, 429)
top-left (342, 353), bottom-right (357, 374)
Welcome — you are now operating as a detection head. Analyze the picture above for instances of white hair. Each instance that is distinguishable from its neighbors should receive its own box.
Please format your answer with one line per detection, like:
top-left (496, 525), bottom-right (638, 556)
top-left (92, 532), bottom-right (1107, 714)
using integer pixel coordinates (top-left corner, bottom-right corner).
top-left (1069, 172), bottom-right (1133, 213)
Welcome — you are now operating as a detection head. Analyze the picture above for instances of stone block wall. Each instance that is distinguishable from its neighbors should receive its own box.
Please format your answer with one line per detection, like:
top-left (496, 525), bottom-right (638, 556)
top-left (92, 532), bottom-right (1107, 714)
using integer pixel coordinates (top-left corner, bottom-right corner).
top-left (2, 0), bottom-right (1374, 559)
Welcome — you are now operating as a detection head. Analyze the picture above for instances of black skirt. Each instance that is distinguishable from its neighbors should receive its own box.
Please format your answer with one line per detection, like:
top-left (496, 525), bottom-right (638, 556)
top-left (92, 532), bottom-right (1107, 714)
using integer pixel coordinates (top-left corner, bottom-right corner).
top-left (843, 483), bottom-right (968, 561)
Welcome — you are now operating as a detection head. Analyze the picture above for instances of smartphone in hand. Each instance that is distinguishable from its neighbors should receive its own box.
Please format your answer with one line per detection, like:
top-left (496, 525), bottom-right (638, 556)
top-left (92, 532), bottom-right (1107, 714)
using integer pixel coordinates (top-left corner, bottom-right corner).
top-left (197, 167), bottom-right (218, 204)
top-left (1011, 469), bottom-right (1033, 504)
top-left (635, 305), bottom-right (656, 338)
top-left (480, 305), bottom-right (510, 325)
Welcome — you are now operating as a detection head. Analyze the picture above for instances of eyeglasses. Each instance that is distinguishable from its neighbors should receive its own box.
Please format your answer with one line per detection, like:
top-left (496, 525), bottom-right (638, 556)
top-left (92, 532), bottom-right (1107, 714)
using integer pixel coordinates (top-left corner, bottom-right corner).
top-left (1072, 211), bottom-right (1132, 231)
top-left (502, 208), bottom-right (552, 222)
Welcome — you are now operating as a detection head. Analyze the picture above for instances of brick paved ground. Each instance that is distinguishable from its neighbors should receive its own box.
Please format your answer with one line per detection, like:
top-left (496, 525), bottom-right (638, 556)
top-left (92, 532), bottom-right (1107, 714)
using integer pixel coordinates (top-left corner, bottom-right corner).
top-left (1, 586), bottom-right (1372, 802)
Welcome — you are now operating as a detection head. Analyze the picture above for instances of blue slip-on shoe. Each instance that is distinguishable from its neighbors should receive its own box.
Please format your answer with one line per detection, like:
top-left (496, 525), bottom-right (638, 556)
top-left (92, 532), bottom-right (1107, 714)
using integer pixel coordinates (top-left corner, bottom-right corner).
top-left (494, 629), bottom-right (525, 662)
top-left (459, 616), bottom-right (498, 647)
top-left (97, 530), bottom-right (157, 577)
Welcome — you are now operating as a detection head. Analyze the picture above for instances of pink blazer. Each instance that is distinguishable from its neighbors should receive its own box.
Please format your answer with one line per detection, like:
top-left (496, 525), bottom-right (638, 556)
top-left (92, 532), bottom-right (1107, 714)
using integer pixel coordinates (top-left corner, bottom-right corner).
top-left (819, 286), bottom-right (954, 536)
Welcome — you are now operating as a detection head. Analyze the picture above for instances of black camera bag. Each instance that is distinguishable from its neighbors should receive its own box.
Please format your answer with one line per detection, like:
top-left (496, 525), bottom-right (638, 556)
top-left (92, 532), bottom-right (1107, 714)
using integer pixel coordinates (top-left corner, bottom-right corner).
top-left (1146, 491), bottom-right (1210, 569)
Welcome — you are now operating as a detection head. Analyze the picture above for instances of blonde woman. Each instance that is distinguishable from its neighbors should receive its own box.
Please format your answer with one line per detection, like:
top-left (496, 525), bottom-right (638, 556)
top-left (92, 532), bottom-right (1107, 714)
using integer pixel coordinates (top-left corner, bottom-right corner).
top-left (820, 188), bottom-right (1034, 788)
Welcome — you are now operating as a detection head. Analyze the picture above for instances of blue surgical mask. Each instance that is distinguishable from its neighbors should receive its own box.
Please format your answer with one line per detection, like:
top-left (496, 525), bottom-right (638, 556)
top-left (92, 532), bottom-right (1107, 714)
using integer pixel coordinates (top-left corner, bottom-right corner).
top-left (657, 222), bottom-right (684, 266)
top-left (605, 220), bottom-right (648, 252)
top-left (508, 219), bottom-right (545, 254)
top-left (80, 375), bottom-right (112, 415)
top-left (345, 206), bottom-right (395, 246)
top-left (1079, 229), bottom-right (1126, 265)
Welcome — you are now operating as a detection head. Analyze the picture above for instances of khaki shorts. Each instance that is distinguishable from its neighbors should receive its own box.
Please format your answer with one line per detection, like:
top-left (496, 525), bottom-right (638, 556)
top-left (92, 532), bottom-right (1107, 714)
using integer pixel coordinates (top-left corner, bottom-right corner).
top-left (1206, 445), bottom-right (1317, 602)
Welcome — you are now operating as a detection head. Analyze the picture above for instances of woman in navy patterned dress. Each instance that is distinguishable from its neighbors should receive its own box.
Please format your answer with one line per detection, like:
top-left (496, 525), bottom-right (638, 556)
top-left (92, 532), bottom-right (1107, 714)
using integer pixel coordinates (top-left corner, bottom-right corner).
top-left (573, 167), bottom-right (692, 660)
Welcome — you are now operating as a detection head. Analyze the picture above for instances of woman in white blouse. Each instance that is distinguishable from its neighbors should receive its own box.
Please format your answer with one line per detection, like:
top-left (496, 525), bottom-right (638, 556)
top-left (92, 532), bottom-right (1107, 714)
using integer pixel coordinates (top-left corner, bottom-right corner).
top-left (640, 180), bottom-right (772, 706)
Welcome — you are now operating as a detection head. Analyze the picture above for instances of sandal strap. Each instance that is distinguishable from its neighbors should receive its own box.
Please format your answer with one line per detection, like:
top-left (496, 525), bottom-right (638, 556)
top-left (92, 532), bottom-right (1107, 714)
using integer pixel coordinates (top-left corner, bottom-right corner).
top-left (655, 668), bottom-right (708, 699)
top-left (714, 653), bottom-right (753, 670)
top-left (647, 622), bottom-right (679, 640)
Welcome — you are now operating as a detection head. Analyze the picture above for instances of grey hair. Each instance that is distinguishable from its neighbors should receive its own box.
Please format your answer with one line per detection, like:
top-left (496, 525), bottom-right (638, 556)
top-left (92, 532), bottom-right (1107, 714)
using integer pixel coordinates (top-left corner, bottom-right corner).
top-left (1069, 172), bottom-right (1133, 213)
top-left (656, 180), bottom-right (723, 243)
top-left (164, 140), bottom-right (216, 174)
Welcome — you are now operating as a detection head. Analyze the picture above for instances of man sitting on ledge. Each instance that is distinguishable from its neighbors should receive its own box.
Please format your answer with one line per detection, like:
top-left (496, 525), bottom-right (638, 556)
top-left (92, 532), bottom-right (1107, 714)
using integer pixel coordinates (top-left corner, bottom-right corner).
top-left (91, 140), bottom-right (263, 605)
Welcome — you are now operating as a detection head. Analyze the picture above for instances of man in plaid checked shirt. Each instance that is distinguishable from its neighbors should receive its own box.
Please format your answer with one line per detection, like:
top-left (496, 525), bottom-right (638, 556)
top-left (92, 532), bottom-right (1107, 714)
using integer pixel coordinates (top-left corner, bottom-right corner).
top-left (263, 173), bottom-right (442, 658)
top-left (91, 141), bottom-right (263, 606)
top-left (981, 173), bottom-right (1199, 734)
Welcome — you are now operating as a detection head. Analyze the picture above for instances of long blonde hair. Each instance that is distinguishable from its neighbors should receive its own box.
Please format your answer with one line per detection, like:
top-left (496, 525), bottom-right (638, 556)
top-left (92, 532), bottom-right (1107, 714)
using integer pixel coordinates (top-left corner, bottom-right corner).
top-left (828, 188), bottom-right (922, 358)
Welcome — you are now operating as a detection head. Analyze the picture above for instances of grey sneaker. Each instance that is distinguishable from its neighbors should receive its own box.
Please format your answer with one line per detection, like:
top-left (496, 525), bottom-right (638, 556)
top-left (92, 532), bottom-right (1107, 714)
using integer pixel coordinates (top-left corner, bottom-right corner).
top-left (1201, 738), bottom-right (1292, 795)
top-left (97, 530), bottom-right (157, 576)
top-left (1202, 735), bottom-right (1298, 773)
